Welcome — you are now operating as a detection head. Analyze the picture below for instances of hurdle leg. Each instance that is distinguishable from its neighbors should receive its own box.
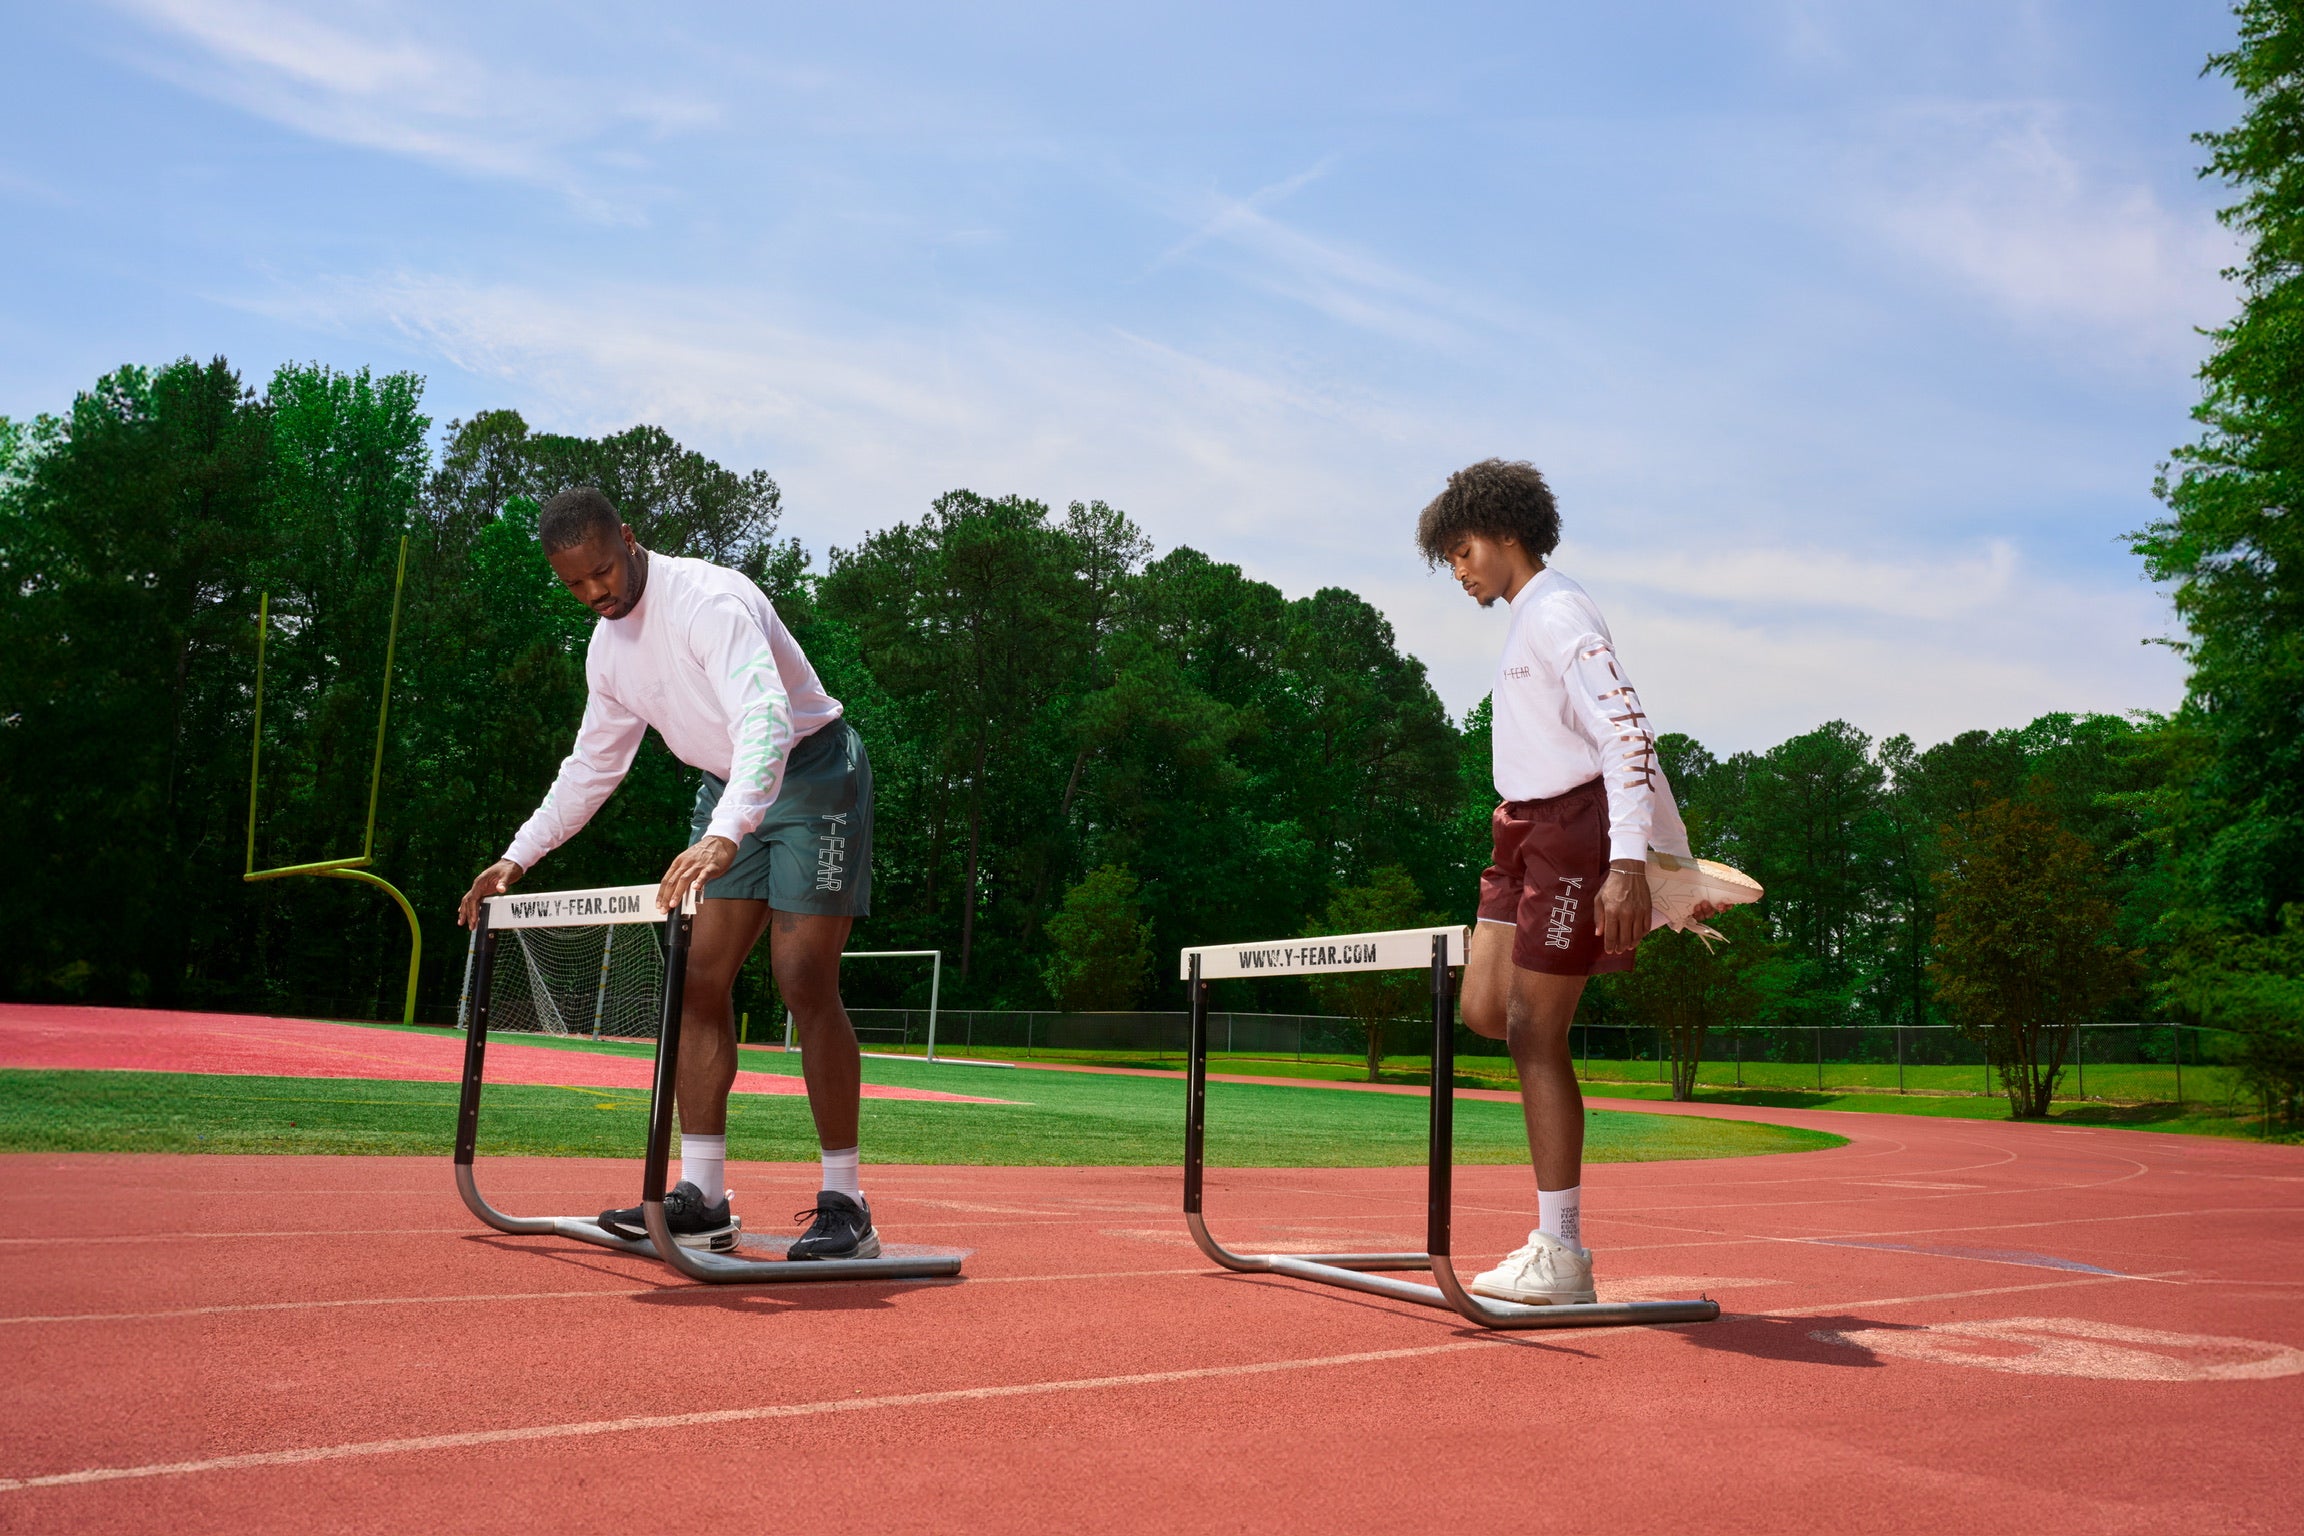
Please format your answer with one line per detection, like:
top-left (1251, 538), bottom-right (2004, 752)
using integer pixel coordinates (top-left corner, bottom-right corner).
top-left (1179, 927), bottom-right (1719, 1330)
top-left (640, 905), bottom-right (963, 1285)
top-left (453, 906), bottom-right (654, 1254)
top-left (1183, 953), bottom-right (1431, 1279)
top-left (1422, 935), bottom-right (1719, 1329)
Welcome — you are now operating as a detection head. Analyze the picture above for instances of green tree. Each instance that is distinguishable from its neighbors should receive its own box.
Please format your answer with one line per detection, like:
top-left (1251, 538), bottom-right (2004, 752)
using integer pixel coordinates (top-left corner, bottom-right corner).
top-left (1603, 910), bottom-right (1771, 1101)
top-left (2134, 1), bottom-right (2304, 934)
top-left (0, 359), bottom-right (274, 1003)
top-left (822, 491), bottom-right (1112, 984)
top-left (1304, 867), bottom-right (1439, 1081)
top-left (1930, 799), bottom-right (2142, 1118)
top-left (2129, 2), bottom-right (2304, 1104)
top-left (1706, 721), bottom-right (1889, 1030)
top-left (1041, 865), bottom-right (1154, 1011)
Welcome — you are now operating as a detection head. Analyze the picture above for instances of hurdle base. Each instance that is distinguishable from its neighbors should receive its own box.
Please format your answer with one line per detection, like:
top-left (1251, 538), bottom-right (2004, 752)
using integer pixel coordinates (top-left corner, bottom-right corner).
top-left (1186, 1209), bottom-right (1718, 1330)
top-left (639, 1200), bottom-right (965, 1284)
top-left (1267, 1256), bottom-right (1719, 1328)
top-left (457, 1165), bottom-right (963, 1283)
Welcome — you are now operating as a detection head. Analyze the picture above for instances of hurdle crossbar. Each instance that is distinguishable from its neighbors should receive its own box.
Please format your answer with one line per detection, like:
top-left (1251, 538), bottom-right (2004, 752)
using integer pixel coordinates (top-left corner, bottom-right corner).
top-left (453, 883), bottom-right (964, 1287)
top-left (1180, 926), bottom-right (1718, 1330)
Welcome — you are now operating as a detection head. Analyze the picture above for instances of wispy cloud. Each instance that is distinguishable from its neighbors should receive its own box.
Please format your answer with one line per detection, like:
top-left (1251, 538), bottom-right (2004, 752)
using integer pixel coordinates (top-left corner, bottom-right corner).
top-left (1148, 164), bottom-right (1489, 348)
top-left (1854, 100), bottom-right (2235, 362)
top-left (0, 163), bottom-right (72, 205)
top-left (1577, 539), bottom-right (2021, 623)
top-left (235, 260), bottom-right (2182, 750)
top-left (104, 0), bottom-right (716, 208)
top-left (237, 267), bottom-right (1436, 538)
top-left (1371, 543), bottom-right (2181, 751)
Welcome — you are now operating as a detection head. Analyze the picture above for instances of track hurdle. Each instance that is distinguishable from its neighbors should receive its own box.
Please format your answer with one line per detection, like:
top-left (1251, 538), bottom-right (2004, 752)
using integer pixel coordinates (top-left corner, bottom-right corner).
top-left (1181, 926), bottom-right (1718, 1330)
top-left (454, 883), bottom-right (964, 1287)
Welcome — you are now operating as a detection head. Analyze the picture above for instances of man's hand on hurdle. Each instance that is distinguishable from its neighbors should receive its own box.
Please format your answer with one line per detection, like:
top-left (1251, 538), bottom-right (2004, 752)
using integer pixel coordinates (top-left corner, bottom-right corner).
top-left (458, 859), bottom-right (525, 928)
top-left (657, 835), bottom-right (737, 913)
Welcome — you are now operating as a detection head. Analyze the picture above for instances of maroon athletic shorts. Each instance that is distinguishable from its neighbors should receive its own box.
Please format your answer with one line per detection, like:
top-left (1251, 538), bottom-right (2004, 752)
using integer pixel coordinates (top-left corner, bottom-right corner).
top-left (1476, 777), bottom-right (1636, 976)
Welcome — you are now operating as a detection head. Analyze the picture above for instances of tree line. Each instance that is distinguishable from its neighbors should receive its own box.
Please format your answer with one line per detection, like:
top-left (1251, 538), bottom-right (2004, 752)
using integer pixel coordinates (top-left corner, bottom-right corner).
top-left (0, 356), bottom-right (2248, 1092)
top-left (3, 7), bottom-right (2299, 1125)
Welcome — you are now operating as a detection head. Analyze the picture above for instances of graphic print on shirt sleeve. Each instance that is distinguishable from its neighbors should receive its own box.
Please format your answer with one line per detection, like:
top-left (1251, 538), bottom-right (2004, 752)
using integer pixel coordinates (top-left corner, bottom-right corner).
top-left (708, 637), bottom-right (796, 844)
top-left (1575, 641), bottom-right (1658, 795)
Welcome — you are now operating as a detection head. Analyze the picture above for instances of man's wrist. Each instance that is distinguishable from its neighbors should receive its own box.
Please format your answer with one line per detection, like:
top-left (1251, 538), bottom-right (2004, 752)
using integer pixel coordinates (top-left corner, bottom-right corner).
top-left (1608, 859), bottom-right (1646, 874)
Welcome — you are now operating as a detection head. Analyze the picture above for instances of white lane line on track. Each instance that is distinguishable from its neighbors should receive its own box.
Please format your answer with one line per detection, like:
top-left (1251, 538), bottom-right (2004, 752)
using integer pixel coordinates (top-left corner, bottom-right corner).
top-left (0, 1269), bottom-right (1214, 1326)
top-left (1603, 1203), bottom-right (2304, 1258)
top-left (1749, 1270), bottom-right (2183, 1316)
top-left (0, 1341), bottom-right (1498, 1493)
top-left (0, 1228), bottom-right (470, 1245)
top-left (0, 1266), bottom-right (2183, 1495)
top-left (0, 1217), bottom-right (1156, 1245)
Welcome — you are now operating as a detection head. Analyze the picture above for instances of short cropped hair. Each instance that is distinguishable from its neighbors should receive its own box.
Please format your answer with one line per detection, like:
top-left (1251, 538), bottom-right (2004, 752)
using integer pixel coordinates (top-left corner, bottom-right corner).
top-left (1414, 459), bottom-right (1561, 566)
top-left (537, 487), bottom-right (623, 553)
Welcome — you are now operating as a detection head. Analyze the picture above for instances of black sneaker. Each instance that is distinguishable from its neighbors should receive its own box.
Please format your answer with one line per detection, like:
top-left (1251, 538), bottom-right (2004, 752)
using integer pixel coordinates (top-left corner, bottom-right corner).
top-left (788, 1190), bottom-right (880, 1260)
top-left (597, 1181), bottom-right (740, 1251)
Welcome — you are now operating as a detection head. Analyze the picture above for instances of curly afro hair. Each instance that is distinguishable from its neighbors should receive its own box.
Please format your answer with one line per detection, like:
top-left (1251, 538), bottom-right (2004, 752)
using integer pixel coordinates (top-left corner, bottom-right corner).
top-left (1414, 459), bottom-right (1560, 567)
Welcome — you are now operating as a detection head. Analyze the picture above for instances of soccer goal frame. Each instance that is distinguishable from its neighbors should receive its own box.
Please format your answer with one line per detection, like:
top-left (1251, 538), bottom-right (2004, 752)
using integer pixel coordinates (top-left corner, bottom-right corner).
top-left (454, 883), bottom-right (965, 1287)
top-left (779, 948), bottom-right (943, 1060)
top-left (1181, 927), bottom-right (1719, 1331)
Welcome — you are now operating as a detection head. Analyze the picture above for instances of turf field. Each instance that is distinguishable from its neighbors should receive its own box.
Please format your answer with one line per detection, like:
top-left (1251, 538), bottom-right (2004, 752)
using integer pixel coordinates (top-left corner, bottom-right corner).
top-left (0, 1046), bottom-right (1841, 1164)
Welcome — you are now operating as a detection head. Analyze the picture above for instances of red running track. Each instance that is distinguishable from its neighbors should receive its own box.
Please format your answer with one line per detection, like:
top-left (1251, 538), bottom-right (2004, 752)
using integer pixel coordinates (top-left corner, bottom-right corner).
top-left (0, 1004), bottom-right (1009, 1104)
top-left (0, 1102), bottom-right (2298, 1533)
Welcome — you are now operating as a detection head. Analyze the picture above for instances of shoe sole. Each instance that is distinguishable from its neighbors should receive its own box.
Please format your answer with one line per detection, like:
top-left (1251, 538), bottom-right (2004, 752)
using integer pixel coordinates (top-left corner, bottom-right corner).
top-left (1471, 1282), bottom-right (1597, 1306)
top-left (1648, 852), bottom-right (1762, 904)
top-left (595, 1217), bottom-right (742, 1252)
top-left (788, 1226), bottom-right (881, 1262)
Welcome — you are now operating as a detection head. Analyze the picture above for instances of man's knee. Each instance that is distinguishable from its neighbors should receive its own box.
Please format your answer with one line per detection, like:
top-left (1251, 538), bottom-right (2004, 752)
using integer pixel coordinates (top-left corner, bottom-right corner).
top-left (1462, 993), bottom-right (1508, 1041)
top-left (773, 956), bottom-right (842, 1013)
top-left (1505, 993), bottom-right (1572, 1061)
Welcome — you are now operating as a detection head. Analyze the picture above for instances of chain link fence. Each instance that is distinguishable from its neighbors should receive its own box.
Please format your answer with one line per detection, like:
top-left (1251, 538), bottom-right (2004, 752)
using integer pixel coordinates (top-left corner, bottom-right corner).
top-left (827, 1010), bottom-right (2244, 1106)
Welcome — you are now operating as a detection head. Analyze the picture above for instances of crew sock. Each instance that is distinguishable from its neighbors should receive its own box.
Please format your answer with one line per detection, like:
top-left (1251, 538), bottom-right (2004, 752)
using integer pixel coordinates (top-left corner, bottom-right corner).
top-left (1538, 1185), bottom-right (1582, 1248)
top-left (679, 1134), bottom-right (727, 1204)
top-left (821, 1146), bottom-right (862, 1201)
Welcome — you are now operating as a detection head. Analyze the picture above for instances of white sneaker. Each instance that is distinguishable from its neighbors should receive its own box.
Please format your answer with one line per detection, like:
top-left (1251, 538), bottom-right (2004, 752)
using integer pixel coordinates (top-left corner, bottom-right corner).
top-left (1471, 1230), bottom-right (1596, 1306)
top-left (1645, 850), bottom-right (1762, 946)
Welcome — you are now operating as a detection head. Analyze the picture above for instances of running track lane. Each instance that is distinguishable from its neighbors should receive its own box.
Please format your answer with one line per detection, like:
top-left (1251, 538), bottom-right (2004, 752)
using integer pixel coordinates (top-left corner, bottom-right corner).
top-left (0, 1109), bottom-right (2298, 1532)
top-left (0, 1004), bottom-right (1010, 1103)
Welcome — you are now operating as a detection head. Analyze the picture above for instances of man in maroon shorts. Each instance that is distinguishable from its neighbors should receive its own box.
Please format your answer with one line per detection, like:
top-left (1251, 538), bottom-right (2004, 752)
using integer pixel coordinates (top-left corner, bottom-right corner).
top-left (1419, 459), bottom-right (1721, 1305)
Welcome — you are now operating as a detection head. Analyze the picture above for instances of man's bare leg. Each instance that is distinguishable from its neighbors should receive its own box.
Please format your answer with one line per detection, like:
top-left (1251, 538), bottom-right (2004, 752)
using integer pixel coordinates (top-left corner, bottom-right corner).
top-left (1463, 921), bottom-right (1589, 1193)
top-left (1507, 969), bottom-right (1589, 1191)
top-left (674, 897), bottom-right (772, 1137)
top-left (769, 910), bottom-right (859, 1152)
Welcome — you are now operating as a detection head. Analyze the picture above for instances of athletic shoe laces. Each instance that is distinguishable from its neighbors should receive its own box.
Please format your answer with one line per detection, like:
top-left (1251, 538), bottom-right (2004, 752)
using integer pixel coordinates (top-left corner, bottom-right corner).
top-left (794, 1199), bottom-right (858, 1233)
top-left (663, 1183), bottom-right (728, 1225)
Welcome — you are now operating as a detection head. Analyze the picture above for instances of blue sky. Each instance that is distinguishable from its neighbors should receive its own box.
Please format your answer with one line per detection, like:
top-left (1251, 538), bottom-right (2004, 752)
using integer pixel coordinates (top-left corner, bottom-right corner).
top-left (0, 1), bottom-right (2241, 752)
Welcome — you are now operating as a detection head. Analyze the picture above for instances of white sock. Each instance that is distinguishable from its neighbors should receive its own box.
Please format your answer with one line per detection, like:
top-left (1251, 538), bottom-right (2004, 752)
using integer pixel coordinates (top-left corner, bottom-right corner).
top-left (1538, 1186), bottom-right (1582, 1248)
top-left (679, 1134), bottom-right (726, 1204)
top-left (821, 1146), bottom-right (861, 1201)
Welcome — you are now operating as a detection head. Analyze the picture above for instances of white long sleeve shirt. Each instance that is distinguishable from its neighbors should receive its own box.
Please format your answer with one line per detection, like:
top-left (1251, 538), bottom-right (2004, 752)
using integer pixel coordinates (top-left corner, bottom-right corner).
top-left (1490, 566), bottom-right (1690, 863)
top-left (501, 552), bottom-right (842, 873)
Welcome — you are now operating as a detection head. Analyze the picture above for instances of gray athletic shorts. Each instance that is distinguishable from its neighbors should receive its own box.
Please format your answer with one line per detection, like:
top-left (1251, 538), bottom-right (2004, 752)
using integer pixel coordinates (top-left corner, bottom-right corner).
top-left (688, 720), bottom-right (873, 915)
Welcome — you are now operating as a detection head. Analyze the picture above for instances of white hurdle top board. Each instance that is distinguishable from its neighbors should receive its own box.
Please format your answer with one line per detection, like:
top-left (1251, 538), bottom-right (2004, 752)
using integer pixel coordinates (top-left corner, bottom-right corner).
top-left (486, 883), bottom-right (699, 929)
top-left (1179, 924), bottom-right (1468, 981)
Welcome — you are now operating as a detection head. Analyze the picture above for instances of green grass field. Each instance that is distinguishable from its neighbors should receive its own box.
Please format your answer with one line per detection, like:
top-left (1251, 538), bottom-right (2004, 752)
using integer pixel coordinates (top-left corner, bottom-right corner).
top-left (0, 1043), bottom-right (1844, 1165)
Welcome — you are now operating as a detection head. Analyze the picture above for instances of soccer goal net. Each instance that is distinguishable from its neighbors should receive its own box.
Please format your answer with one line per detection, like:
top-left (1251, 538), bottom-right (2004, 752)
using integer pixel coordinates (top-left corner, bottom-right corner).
top-left (462, 885), bottom-right (676, 1039)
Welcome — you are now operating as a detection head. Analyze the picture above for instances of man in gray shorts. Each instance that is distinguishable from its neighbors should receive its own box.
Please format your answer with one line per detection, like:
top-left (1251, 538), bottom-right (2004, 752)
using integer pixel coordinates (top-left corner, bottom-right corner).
top-left (457, 487), bottom-right (881, 1259)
